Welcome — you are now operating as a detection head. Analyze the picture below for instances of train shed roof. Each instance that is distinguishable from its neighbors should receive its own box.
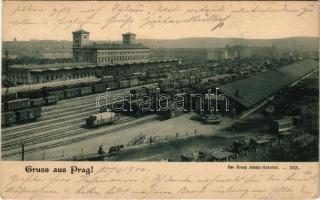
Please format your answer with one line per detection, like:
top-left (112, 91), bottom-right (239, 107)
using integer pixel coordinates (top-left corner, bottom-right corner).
top-left (219, 59), bottom-right (318, 108)
top-left (8, 59), bottom-right (182, 72)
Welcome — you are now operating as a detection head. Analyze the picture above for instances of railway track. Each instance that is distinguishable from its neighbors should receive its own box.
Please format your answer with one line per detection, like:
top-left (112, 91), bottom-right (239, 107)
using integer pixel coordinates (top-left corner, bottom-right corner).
top-left (2, 115), bottom-right (156, 158)
top-left (2, 84), bottom-right (159, 159)
top-left (2, 90), bottom-right (136, 133)
top-left (2, 109), bottom-right (97, 135)
top-left (42, 92), bottom-right (130, 115)
top-left (2, 116), bottom-right (133, 151)
top-left (2, 83), bottom-right (157, 133)
top-left (42, 106), bottom-right (96, 120)
top-left (2, 119), bottom-right (84, 141)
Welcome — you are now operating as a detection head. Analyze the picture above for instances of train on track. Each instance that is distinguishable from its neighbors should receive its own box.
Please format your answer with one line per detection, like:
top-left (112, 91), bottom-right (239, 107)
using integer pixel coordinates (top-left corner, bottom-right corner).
top-left (86, 112), bottom-right (119, 128)
top-left (2, 98), bottom-right (42, 127)
top-left (2, 60), bottom-right (267, 127)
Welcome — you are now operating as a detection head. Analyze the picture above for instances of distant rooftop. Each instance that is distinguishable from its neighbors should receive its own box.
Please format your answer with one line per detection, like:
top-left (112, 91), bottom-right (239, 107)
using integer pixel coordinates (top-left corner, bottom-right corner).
top-left (123, 32), bottom-right (136, 36)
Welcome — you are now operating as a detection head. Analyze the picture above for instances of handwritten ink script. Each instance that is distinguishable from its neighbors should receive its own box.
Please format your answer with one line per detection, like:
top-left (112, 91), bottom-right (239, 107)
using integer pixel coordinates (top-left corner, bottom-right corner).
top-left (0, 163), bottom-right (318, 199)
top-left (5, 3), bottom-right (316, 32)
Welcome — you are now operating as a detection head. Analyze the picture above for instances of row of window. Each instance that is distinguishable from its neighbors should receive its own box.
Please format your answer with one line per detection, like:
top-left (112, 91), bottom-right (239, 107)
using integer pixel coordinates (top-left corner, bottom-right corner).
top-left (97, 54), bottom-right (149, 62)
top-left (10, 71), bottom-right (99, 84)
top-left (98, 50), bottom-right (149, 56)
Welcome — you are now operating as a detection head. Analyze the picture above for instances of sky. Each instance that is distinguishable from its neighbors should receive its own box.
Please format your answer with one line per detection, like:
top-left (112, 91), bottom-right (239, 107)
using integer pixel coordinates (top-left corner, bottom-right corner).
top-left (3, 1), bottom-right (319, 41)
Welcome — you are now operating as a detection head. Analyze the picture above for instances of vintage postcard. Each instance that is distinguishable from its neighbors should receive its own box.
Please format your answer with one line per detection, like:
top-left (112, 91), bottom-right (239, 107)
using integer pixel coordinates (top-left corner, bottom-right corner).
top-left (0, 1), bottom-right (319, 199)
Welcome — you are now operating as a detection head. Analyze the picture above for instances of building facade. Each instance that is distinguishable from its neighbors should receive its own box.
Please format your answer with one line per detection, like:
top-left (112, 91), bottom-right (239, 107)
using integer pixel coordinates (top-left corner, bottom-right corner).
top-left (6, 30), bottom-right (167, 85)
top-left (72, 30), bottom-right (150, 64)
top-left (7, 59), bottom-right (180, 85)
top-left (207, 45), bottom-right (277, 61)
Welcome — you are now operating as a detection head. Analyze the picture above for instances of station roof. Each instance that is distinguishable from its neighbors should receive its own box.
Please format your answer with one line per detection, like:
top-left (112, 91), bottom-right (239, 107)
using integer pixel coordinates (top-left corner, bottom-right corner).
top-left (9, 62), bottom-right (96, 72)
top-left (219, 59), bottom-right (318, 108)
top-left (8, 59), bottom-right (182, 72)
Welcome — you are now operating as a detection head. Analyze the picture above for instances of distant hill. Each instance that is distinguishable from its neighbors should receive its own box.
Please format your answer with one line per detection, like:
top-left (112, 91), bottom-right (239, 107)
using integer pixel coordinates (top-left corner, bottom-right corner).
top-left (137, 37), bottom-right (318, 52)
top-left (3, 37), bottom-right (318, 58)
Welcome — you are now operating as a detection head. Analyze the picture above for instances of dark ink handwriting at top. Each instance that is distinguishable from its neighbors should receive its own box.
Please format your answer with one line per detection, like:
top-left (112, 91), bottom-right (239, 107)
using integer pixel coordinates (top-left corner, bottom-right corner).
top-left (139, 13), bottom-right (231, 32)
top-left (185, 5), bottom-right (225, 14)
top-left (101, 12), bottom-right (134, 30)
top-left (112, 4), bottom-right (145, 14)
top-left (49, 7), bottom-right (71, 18)
top-left (10, 4), bottom-right (45, 16)
top-left (9, 18), bottom-right (40, 26)
top-left (156, 5), bottom-right (180, 13)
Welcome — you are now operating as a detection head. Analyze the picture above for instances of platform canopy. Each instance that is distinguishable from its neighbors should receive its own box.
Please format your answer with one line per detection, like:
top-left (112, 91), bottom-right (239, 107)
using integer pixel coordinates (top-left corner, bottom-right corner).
top-left (219, 59), bottom-right (318, 108)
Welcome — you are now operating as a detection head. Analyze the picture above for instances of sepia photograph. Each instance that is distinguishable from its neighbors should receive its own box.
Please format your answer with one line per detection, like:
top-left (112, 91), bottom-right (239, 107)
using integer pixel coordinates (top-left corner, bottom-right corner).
top-left (1, 1), bottom-right (318, 164)
top-left (0, 1), bottom-right (319, 199)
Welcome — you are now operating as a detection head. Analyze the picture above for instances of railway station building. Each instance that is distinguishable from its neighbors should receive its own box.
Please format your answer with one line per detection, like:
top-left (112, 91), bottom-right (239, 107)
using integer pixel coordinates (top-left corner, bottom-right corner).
top-left (72, 30), bottom-right (150, 64)
top-left (7, 30), bottom-right (178, 85)
top-left (7, 59), bottom-right (181, 85)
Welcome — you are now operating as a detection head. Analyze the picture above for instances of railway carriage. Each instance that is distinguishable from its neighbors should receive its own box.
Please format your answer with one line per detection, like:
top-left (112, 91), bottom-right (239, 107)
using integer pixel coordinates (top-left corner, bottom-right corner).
top-left (86, 112), bottom-right (118, 128)
top-left (17, 89), bottom-right (42, 99)
top-left (6, 98), bottom-right (30, 111)
top-left (119, 80), bottom-right (130, 88)
top-left (47, 91), bottom-right (65, 101)
top-left (106, 82), bottom-right (119, 90)
top-left (64, 88), bottom-right (81, 99)
top-left (44, 96), bottom-right (59, 105)
top-left (158, 108), bottom-right (184, 119)
top-left (101, 76), bottom-right (114, 83)
top-left (92, 83), bottom-right (106, 93)
top-left (30, 98), bottom-right (44, 107)
top-left (16, 107), bottom-right (41, 123)
top-left (80, 86), bottom-right (93, 96)
top-left (2, 93), bottom-right (18, 101)
top-left (28, 107), bottom-right (42, 119)
top-left (2, 111), bottom-right (16, 127)
top-left (130, 87), bottom-right (148, 99)
top-left (129, 79), bottom-right (139, 87)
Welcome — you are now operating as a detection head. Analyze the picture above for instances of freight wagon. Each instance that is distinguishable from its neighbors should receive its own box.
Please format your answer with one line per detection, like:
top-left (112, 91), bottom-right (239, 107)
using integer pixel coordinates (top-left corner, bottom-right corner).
top-left (64, 88), bottom-right (81, 99)
top-left (106, 82), bottom-right (119, 90)
top-left (47, 91), bottom-right (65, 101)
top-left (92, 83), bottom-right (106, 93)
top-left (6, 98), bottom-right (30, 111)
top-left (130, 87), bottom-right (148, 99)
top-left (16, 107), bottom-right (42, 123)
top-left (80, 86), bottom-right (93, 96)
top-left (86, 112), bottom-right (119, 128)
top-left (119, 80), bottom-right (130, 88)
top-left (2, 93), bottom-right (17, 101)
top-left (30, 98), bottom-right (44, 107)
top-left (101, 76), bottom-right (114, 83)
top-left (129, 79), bottom-right (139, 87)
top-left (158, 108), bottom-right (184, 119)
top-left (44, 96), bottom-right (59, 105)
top-left (17, 89), bottom-right (42, 99)
top-left (2, 111), bottom-right (16, 127)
